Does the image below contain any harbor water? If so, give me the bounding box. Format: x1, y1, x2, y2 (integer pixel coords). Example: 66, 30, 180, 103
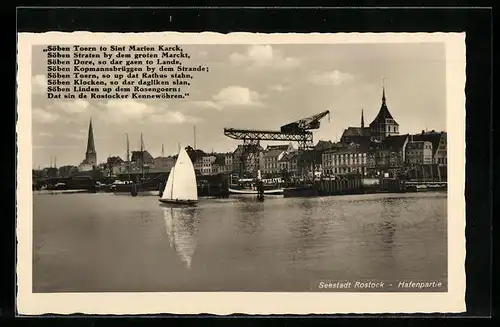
33, 192, 447, 292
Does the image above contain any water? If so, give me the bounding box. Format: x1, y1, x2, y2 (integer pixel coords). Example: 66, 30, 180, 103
32, 192, 447, 292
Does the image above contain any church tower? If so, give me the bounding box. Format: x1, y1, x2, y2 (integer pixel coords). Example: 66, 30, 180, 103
85, 118, 97, 166
369, 85, 399, 140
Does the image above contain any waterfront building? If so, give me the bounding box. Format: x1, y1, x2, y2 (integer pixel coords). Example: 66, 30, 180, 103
262, 147, 287, 176
78, 118, 97, 171
201, 154, 217, 175
405, 140, 433, 165
58, 165, 78, 177
130, 150, 154, 165
322, 144, 368, 176
412, 130, 447, 166
233, 144, 264, 177
153, 156, 176, 172
222, 152, 234, 173
278, 151, 300, 176
367, 134, 409, 177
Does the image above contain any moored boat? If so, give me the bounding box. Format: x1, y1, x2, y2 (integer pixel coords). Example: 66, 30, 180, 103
228, 173, 283, 196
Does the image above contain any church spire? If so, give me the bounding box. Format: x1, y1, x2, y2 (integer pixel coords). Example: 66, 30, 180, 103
361, 107, 365, 129
86, 118, 96, 154
382, 78, 387, 105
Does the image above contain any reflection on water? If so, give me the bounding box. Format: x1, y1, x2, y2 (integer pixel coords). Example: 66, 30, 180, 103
162, 206, 198, 268
33, 192, 447, 292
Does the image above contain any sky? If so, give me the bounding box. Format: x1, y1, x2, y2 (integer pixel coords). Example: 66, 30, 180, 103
31, 42, 447, 168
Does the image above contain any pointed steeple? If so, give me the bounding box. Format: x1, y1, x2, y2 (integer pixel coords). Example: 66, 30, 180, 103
84, 118, 97, 166
382, 86, 386, 105
361, 108, 365, 129
86, 118, 96, 154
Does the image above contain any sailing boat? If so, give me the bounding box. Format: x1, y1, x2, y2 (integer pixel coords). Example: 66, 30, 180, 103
159, 146, 198, 205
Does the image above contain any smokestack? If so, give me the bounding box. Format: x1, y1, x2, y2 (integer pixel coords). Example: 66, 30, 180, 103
54, 156, 57, 168
161, 144, 164, 157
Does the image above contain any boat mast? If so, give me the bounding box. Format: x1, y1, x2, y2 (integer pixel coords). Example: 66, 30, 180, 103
126, 133, 131, 181
140, 133, 145, 179
193, 125, 196, 150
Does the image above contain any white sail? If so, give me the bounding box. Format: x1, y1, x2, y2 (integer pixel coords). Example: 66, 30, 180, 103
163, 207, 197, 268
160, 146, 198, 202
162, 166, 175, 200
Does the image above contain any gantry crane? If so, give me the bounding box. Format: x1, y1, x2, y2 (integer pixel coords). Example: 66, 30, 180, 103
224, 110, 330, 178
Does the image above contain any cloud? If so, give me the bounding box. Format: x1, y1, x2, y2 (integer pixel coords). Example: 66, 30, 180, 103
100, 99, 161, 124
38, 131, 53, 138
230, 45, 300, 70
150, 111, 202, 124
269, 84, 291, 92
31, 75, 47, 94
308, 70, 354, 86
32, 107, 60, 124
98, 99, 201, 125
192, 86, 264, 110
56, 99, 90, 114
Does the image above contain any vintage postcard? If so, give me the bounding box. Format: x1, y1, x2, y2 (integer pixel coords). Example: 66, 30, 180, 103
17, 32, 466, 315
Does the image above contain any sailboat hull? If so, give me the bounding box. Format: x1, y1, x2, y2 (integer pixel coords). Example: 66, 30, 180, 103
159, 198, 197, 206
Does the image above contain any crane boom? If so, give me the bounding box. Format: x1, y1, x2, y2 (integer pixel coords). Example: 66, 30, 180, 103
280, 110, 330, 133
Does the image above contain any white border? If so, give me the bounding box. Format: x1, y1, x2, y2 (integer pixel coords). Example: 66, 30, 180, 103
17, 32, 466, 315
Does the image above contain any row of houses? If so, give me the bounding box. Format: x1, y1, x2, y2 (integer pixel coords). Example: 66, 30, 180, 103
321, 130, 447, 176
37, 129, 446, 181
92, 129, 446, 179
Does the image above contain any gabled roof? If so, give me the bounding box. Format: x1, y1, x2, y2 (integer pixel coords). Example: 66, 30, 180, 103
264, 149, 285, 158
411, 131, 445, 156
341, 127, 371, 138
279, 152, 299, 162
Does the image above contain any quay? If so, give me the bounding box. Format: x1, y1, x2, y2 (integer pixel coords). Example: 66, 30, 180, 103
283, 176, 447, 198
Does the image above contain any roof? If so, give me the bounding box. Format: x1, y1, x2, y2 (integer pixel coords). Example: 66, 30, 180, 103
341, 127, 371, 138
106, 156, 123, 164
130, 150, 154, 162
279, 152, 299, 162
411, 131, 445, 156
263, 149, 285, 158
324, 144, 367, 154
314, 140, 340, 151
266, 144, 290, 151
369, 89, 398, 127
233, 144, 264, 155
380, 134, 409, 151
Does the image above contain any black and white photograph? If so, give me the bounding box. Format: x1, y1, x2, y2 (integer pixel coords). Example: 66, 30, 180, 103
17, 32, 466, 314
